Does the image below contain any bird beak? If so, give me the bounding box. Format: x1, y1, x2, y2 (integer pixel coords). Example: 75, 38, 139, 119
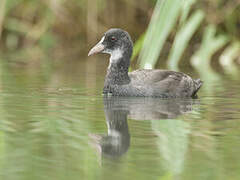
88, 40, 105, 56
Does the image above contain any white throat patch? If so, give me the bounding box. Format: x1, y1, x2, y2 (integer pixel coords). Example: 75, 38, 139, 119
110, 49, 123, 62
107, 49, 123, 69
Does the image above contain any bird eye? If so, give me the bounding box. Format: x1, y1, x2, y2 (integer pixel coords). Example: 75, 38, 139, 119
111, 36, 117, 41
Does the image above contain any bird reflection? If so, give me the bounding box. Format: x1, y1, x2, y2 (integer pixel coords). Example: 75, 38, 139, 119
90, 96, 199, 159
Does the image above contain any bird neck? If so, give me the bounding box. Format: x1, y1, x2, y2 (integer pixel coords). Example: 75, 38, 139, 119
105, 56, 130, 85
104, 45, 132, 86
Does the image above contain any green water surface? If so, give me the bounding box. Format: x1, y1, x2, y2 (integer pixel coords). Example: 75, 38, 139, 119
0, 59, 239, 180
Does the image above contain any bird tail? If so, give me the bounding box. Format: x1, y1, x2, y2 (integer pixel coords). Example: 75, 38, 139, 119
192, 79, 203, 97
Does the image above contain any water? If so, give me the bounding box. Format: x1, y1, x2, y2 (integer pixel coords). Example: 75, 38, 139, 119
0, 59, 240, 180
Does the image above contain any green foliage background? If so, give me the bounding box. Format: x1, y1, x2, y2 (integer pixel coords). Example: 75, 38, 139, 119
0, 0, 239, 73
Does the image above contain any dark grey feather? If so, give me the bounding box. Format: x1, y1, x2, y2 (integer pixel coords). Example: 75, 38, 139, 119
90, 28, 203, 97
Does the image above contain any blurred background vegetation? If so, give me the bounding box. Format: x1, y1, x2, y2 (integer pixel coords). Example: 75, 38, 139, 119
0, 2, 240, 179
0, 0, 239, 75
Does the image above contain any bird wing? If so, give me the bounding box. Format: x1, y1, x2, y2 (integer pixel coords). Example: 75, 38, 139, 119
129, 69, 187, 85
128, 69, 194, 97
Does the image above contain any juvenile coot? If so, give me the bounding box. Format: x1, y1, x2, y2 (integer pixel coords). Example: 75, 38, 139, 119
88, 28, 202, 97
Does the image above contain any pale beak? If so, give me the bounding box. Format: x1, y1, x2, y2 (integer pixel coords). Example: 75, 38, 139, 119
88, 42, 105, 56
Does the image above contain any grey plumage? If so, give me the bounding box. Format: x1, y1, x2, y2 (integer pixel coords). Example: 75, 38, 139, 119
89, 28, 203, 98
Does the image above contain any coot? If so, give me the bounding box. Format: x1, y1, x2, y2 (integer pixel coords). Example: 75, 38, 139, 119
88, 28, 202, 97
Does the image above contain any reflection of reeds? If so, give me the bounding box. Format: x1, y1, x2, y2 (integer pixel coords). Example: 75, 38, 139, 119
152, 119, 190, 175
0, 66, 102, 179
